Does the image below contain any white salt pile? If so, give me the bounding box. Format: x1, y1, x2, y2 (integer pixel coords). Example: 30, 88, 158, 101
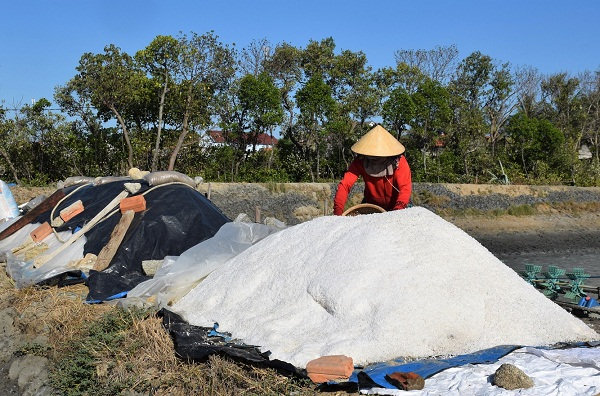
172, 207, 598, 368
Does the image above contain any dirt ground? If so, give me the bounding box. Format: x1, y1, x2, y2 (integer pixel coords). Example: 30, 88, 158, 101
9, 186, 57, 207
449, 210, 600, 235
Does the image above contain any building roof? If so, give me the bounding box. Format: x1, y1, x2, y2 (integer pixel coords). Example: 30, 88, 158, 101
206, 130, 278, 146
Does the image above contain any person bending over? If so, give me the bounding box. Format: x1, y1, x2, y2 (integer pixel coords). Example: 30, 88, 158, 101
333, 125, 412, 215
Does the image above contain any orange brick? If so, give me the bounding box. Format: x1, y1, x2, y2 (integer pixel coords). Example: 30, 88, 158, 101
306, 355, 353, 383
120, 195, 146, 213
30, 222, 53, 242
60, 200, 84, 222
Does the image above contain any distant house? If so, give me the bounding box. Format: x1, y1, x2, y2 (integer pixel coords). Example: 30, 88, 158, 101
203, 130, 278, 152
253, 133, 278, 151
203, 130, 226, 147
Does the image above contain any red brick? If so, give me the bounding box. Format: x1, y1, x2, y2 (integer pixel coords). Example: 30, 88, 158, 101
59, 200, 84, 222
306, 355, 353, 383
30, 222, 53, 242
119, 195, 146, 213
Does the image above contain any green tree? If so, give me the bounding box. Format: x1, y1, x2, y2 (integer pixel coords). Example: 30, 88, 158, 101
135, 35, 181, 171
506, 112, 565, 181
216, 72, 283, 180
73, 44, 146, 170
580, 70, 600, 167
330, 48, 379, 169
411, 79, 452, 177
484, 63, 516, 156
447, 51, 497, 181
0, 105, 21, 184
540, 73, 584, 182
295, 73, 336, 181
381, 86, 415, 138
5, 99, 76, 184
301, 38, 336, 80
237, 72, 283, 153
55, 79, 124, 177
264, 42, 303, 139
377, 62, 427, 137
167, 31, 236, 171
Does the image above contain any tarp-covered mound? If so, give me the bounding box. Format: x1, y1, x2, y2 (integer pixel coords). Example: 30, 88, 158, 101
172, 207, 599, 368
1, 179, 230, 301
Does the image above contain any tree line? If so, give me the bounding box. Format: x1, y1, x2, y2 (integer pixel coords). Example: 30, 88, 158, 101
1, 31, 599, 187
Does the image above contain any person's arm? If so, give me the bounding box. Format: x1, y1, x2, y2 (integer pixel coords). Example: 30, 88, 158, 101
333, 160, 360, 215
392, 156, 412, 210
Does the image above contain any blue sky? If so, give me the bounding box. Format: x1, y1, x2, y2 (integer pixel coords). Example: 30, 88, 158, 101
1, 0, 599, 108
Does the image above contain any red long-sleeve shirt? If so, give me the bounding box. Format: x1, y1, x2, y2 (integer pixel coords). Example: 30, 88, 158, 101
333, 156, 412, 215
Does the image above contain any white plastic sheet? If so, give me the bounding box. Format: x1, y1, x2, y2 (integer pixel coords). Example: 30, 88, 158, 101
363, 347, 600, 396
123, 214, 283, 309
2, 222, 86, 288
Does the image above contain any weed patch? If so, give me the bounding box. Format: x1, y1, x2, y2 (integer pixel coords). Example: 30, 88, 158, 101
507, 204, 536, 216
411, 190, 450, 208
49, 307, 149, 396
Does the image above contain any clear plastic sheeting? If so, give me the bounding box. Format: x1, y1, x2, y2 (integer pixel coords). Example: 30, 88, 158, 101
2, 221, 86, 288
122, 214, 283, 309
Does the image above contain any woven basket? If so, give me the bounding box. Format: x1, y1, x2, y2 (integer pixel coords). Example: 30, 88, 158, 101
341, 203, 386, 216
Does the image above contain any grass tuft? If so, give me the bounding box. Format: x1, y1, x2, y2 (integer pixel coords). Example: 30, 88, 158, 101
507, 204, 536, 216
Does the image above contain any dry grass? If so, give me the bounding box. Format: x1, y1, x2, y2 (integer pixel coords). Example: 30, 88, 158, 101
0, 265, 322, 395
13, 283, 110, 342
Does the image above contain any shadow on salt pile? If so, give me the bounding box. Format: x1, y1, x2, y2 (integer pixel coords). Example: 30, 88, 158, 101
0, 172, 230, 301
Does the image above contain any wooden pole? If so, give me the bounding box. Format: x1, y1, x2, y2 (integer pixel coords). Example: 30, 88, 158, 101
92, 210, 135, 272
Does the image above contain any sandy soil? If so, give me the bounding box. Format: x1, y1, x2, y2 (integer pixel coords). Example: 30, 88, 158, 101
449, 212, 600, 256
451, 211, 600, 235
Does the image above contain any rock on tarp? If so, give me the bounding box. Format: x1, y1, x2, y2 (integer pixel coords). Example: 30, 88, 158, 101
172, 207, 599, 368
2, 179, 230, 301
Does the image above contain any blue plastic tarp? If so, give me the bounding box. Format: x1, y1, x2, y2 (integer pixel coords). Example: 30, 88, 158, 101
350, 345, 521, 389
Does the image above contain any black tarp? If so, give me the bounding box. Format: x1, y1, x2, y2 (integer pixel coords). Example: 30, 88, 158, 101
159, 308, 302, 378
30, 179, 230, 301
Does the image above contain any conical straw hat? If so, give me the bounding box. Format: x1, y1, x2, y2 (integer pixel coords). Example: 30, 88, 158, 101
351, 125, 406, 156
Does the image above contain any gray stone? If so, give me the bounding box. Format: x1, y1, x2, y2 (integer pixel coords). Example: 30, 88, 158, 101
493, 363, 535, 390
0, 308, 20, 363
8, 355, 49, 396
142, 259, 163, 276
